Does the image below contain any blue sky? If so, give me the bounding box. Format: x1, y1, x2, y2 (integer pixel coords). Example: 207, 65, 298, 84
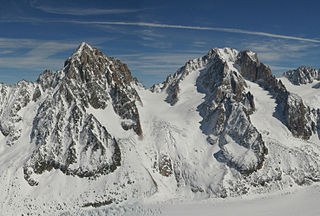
0, 0, 319, 87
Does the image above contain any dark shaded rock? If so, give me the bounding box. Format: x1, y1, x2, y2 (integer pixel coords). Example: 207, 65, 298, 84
237, 50, 318, 140
284, 94, 315, 140
313, 82, 320, 89
63, 42, 142, 135
82, 199, 114, 208
32, 86, 41, 102
159, 154, 173, 177
25, 110, 122, 184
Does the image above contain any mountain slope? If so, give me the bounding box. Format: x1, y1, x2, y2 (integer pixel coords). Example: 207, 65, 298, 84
0, 43, 320, 215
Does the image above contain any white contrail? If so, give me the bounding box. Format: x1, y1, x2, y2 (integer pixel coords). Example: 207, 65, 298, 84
72, 20, 320, 43
34, 7, 145, 16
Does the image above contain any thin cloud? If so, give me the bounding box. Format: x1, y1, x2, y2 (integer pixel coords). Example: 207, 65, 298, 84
269, 65, 294, 71
0, 38, 78, 70
192, 41, 208, 48
0, 37, 113, 70
2, 17, 319, 44
34, 5, 145, 16
71, 21, 320, 43
243, 39, 319, 62
118, 51, 204, 77
240, 39, 320, 77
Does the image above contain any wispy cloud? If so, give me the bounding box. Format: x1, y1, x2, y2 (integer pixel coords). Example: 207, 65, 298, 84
0, 50, 14, 55
243, 39, 319, 62
2, 17, 319, 44
33, 5, 145, 16
117, 51, 204, 76
241, 39, 320, 76
269, 65, 294, 71
192, 41, 208, 48
71, 21, 320, 43
0, 38, 78, 70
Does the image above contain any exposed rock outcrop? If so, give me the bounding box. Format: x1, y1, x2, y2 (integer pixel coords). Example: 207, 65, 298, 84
237, 51, 319, 140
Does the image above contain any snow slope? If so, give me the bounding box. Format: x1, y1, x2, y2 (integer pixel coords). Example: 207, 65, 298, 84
61, 183, 320, 216
279, 77, 320, 109
158, 184, 320, 216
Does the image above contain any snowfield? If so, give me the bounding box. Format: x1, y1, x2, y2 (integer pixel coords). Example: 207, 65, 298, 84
159, 184, 320, 216
62, 184, 320, 216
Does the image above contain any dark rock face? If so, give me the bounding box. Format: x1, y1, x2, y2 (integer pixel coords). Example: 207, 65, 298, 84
284, 94, 315, 139
237, 51, 287, 99
198, 49, 267, 174
237, 50, 272, 82
159, 154, 173, 177
283, 66, 320, 85
237, 51, 319, 140
313, 82, 320, 89
63, 43, 142, 135
160, 48, 268, 174
24, 111, 121, 185
22, 43, 141, 185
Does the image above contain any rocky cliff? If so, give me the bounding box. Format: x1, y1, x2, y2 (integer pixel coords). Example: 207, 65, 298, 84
236, 52, 319, 140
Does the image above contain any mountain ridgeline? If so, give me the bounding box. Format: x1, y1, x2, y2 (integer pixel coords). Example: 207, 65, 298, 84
1, 42, 320, 214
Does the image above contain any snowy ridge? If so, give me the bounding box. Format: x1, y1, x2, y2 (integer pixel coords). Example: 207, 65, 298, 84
283, 66, 320, 85
0, 43, 320, 215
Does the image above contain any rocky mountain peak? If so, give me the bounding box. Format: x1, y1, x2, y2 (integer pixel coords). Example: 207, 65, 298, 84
283, 66, 320, 85
64, 42, 135, 87
154, 47, 267, 174
76, 42, 93, 54
209, 47, 239, 63
63, 42, 108, 83
21, 42, 143, 185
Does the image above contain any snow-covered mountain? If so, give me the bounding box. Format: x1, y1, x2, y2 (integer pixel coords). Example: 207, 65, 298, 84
283, 66, 320, 85
1, 43, 320, 215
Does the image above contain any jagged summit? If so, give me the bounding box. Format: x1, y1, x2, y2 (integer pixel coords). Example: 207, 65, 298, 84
283, 66, 320, 85
63, 42, 134, 85
0, 42, 144, 186
152, 47, 271, 102
75, 42, 93, 54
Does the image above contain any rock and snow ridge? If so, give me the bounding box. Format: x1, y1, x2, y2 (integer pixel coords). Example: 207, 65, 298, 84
283, 66, 320, 85
0, 42, 320, 215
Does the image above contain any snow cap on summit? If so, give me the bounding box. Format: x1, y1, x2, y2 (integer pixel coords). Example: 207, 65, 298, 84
73, 42, 94, 56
